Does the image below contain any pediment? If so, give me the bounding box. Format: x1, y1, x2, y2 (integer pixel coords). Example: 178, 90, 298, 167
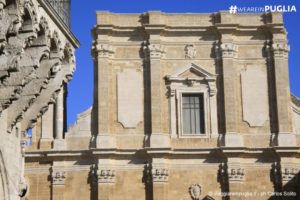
166, 63, 217, 81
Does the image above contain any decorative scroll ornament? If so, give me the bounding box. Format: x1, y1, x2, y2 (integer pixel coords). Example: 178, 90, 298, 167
189, 184, 201, 200
185, 44, 196, 59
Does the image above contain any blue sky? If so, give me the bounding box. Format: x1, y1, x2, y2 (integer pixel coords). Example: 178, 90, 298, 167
67, 0, 300, 125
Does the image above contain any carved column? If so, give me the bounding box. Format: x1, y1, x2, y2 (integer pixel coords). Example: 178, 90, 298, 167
92, 41, 115, 149
54, 88, 65, 149
144, 12, 170, 148
40, 103, 54, 149
51, 167, 66, 200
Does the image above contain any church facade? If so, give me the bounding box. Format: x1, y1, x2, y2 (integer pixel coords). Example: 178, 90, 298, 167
22, 11, 300, 200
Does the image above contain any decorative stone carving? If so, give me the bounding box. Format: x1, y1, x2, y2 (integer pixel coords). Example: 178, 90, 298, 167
18, 177, 28, 197
220, 43, 238, 58
272, 42, 289, 58
185, 44, 196, 59
151, 168, 169, 182
52, 171, 66, 185
241, 66, 269, 127
281, 167, 298, 182
97, 169, 116, 183
189, 184, 201, 200
143, 42, 165, 59
92, 42, 114, 58
0, 0, 5, 20
228, 167, 245, 182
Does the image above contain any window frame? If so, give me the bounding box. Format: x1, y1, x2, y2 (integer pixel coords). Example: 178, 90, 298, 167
176, 88, 210, 138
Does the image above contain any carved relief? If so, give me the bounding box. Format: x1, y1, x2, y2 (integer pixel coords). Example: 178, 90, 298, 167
189, 184, 201, 200
151, 168, 169, 182
185, 44, 196, 59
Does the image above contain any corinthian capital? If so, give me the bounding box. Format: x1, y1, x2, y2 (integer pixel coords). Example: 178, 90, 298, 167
143, 42, 165, 59
92, 42, 114, 59
220, 43, 238, 58
272, 42, 290, 58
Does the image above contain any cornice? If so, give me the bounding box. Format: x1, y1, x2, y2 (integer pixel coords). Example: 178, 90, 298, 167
38, 0, 80, 48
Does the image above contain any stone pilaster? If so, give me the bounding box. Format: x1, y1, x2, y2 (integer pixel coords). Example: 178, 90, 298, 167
92, 41, 116, 149
53, 88, 65, 149
150, 158, 169, 200
95, 159, 116, 200
144, 12, 170, 148
271, 40, 293, 138
51, 167, 66, 200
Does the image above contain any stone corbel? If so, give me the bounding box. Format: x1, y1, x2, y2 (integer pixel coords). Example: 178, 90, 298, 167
220, 43, 238, 58
207, 81, 217, 97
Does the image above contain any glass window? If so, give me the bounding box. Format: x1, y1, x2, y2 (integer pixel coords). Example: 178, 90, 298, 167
182, 93, 205, 134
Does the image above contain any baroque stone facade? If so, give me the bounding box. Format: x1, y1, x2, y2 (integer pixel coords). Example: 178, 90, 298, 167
0, 0, 78, 199
6, 11, 300, 200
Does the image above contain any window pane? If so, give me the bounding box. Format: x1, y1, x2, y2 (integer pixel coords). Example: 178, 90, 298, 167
182, 94, 205, 134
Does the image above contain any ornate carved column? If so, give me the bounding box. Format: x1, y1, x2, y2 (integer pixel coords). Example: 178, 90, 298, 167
92, 41, 115, 149
53, 87, 65, 149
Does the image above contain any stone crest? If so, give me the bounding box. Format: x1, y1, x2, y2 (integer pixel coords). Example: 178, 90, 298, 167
185, 44, 196, 59
189, 184, 201, 200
